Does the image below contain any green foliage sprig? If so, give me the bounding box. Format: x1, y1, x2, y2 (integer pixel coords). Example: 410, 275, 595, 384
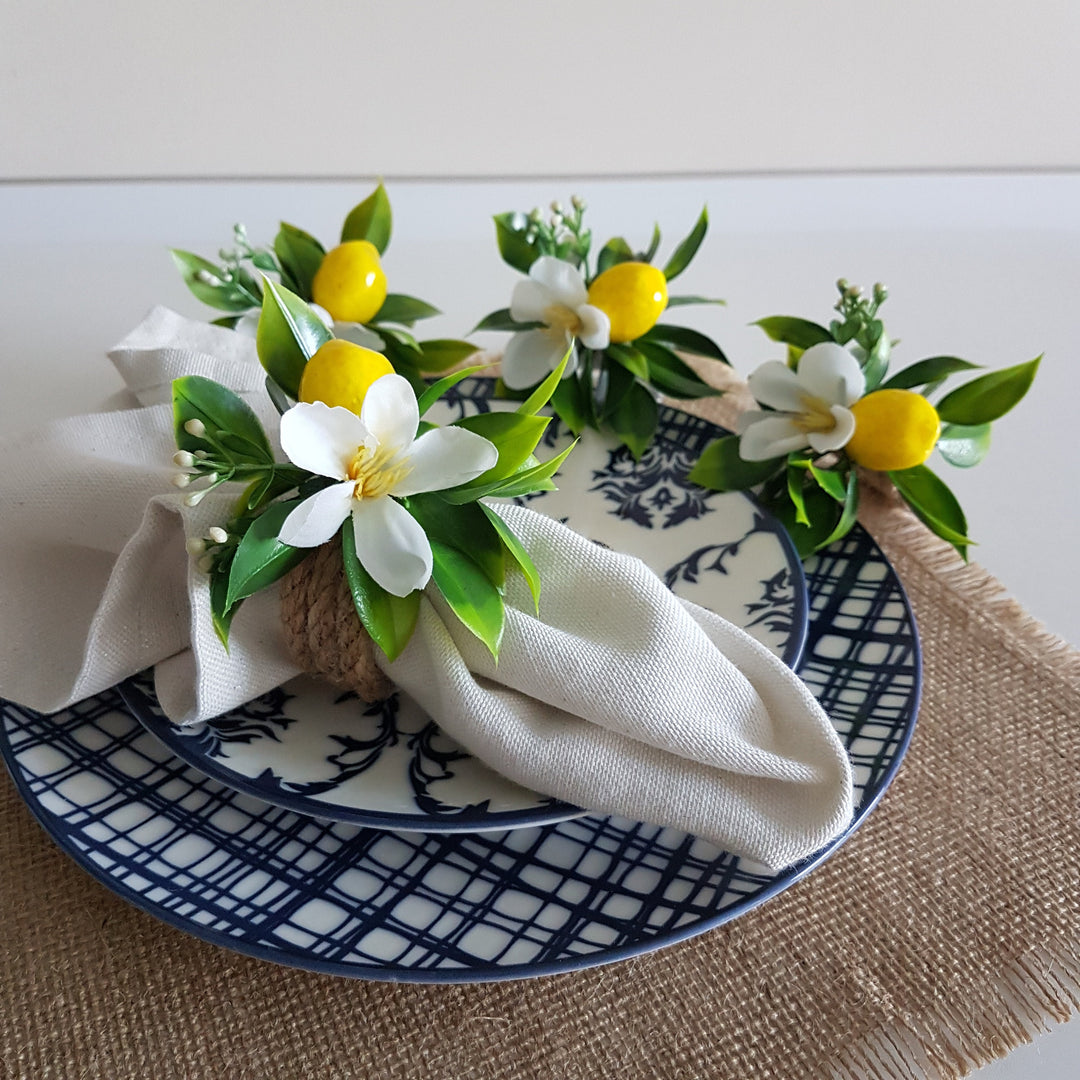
171, 183, 477, 392
476, 197, 728, 458
689, 279, 1041, 559
172, 285, 574, 663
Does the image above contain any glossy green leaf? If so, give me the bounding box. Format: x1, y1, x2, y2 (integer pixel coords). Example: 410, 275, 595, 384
373, 293, 441, 326
416, 363, 492, 417
808, 463, 848, 501
607, 343, 650, 381
607, 379, 659, 459
753, 316, 833, 350
209, 569, 239, 648
662, 205, 708, 282
642, 223, 661, 263
597, 236, 634, 274
481, 504, 540, 614
666, 295, 726, 308
472, 440, 575, 499
768, 484, 844, 559
273, 222, 325, 301
517, 349, 570, 416
889, 463, 973, 557
860, 333, 891, 392
787, 464, 810, 526
937, 422, 992, 468
170, 249, 256, 313
226, 500, 311, 609
429, 540, 505, 657
405, 495, 505, 590
256, 279, 332, 398
340, 182, 392, 253
635, 341, 721, 399
935, 356, 1041, 426
451, 412, 550, 485
819, 471, 860, 549
416, 339, 480, 372
641, 324, 729, 364
173, 375, 274, 462
881, 355, 979, 392
472, 308, 541, 333
341, 521, 420, 662
550, 372, 591, 434
688, 435, 784, 492
264, 375, 292, 416
493, 212, 539, 273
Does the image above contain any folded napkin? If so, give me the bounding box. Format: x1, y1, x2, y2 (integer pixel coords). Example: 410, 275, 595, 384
0, 307, 853, 868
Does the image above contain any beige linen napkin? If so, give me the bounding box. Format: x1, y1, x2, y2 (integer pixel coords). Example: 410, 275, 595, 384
0, 307, 853, 866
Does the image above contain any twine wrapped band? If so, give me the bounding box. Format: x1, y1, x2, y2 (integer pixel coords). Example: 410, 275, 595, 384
278, 538, 395, 702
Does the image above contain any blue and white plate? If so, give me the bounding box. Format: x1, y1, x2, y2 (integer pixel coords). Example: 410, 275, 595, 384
120, 382, 808, 832
1, 524, 919, 982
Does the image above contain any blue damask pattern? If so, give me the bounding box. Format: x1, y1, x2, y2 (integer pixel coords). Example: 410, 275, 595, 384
1, 523, 919, 982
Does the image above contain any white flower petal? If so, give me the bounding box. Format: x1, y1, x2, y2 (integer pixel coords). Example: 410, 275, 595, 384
528, 256, 588, 309
351, 496, 432, 597
736, 409, 771, 435
332, 320, 385, 351
747, 361, 806, 412
807, 405, 856, 453
738, 415, 808, 461
510, 279, 552, 323
501, 328, 566, 390
577, 304, 611, 350
798, 342, 866, 407
359, 373, 419, 455
393, 426, 498, 496
278, 481, 355, 547
279, 402, 366, 480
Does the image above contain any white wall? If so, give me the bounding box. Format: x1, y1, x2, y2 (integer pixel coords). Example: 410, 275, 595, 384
3, 0, 1080, 179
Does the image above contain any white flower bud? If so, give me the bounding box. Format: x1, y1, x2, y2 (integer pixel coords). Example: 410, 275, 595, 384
571, 194, 585, 210
194, 270, 221, 287
550, 200, 563, 215
172, 450, 195, 468
185, 537, 207, 557
183, 418, 206, 438
207, 526, 229, 545
194, 450, 209, 460
183, 490, 206, 507
171, 473, 191, 488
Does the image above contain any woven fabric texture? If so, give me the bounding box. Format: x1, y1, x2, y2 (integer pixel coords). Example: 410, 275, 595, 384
2, 375, 1078, 1080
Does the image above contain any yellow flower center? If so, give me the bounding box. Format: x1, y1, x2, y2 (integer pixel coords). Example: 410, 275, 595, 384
543, 303, 584, 337
347, 441, 412, 499
793, 393, 838, 435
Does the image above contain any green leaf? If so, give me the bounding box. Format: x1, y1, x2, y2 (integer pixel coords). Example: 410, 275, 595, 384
642, 223, 661, 263
429, 540, 505, 657
517, 348, 571, 416
550, 373, 591, 434
597, 237, 634, 274
472, 308, 542, 333
417, 339, 480, 372
640, 324, 728, 364
406, 494, 505, 591
808, 463, 848, 501
209, 569, 239, 648
753, 316, 833, 350
173, 375, 274, 462
937, 422, 992, 468
256, 279, 332, 398
481, 504, 541, 614
860, 333, 891, 392
787, 464, 810, 526
662, 206, 708, 282
451, 412, 550, 485
341, 521, 420, 663
688, 436, 784, 492
935, 356, 1041, 426
767, 484, 844, 560
341, 182, 392, 253
666, 295, 726, 308
607, 343, 650, 381
635, 341, 721, 399
273, 222, 325, 301
170, 249, 257, 313
889, 463, 974, 557
819, 470, 860, 549
225, 500, 311, 609
470, 440, 576, 500
264, 375, 292, 416
372, 293, 441, 326
607, 379, 659, 459
416, 363, 491, 417
493, 212, 539, 273
881, 355, 980, 392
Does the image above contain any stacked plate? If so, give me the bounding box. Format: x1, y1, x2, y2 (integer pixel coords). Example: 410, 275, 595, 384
0, 380, 920, 982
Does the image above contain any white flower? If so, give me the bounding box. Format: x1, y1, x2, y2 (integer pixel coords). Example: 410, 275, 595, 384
277, 374, 498, 596
738, 342, 866, 461
502, 256, 610, 390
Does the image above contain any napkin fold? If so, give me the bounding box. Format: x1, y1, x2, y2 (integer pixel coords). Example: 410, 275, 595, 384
0, 308, 853, 868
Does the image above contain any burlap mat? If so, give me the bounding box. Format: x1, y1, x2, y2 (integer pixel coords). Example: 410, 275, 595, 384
3, 375, 1078, 1080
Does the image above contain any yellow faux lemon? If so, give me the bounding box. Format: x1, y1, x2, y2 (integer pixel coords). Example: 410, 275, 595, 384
845, 389, 941, 471
311, 241, 388, 324
586, 261, 668, 343
298, 339, 394, 415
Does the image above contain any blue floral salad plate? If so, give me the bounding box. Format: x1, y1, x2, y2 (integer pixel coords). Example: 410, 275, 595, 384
117, 380, 810, 833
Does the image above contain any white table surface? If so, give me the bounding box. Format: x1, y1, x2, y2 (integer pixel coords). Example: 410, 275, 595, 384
1, 173, 1076, 1078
